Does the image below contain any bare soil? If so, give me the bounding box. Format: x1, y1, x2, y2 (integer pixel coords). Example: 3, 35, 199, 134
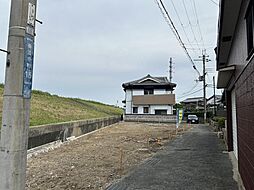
26, 122, 186, 190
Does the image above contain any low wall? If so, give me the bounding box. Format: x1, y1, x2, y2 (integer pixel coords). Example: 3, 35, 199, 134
124, 114, 176, 123
19, 116, 121, 149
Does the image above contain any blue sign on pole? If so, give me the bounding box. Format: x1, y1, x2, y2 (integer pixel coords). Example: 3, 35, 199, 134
23, 34, 34, 99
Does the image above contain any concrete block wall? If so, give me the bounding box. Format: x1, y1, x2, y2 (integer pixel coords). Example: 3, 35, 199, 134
124, 114, 176, 123
27, 116, 122, 149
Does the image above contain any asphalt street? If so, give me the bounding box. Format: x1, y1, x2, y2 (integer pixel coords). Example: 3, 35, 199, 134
107, 125, 238, 190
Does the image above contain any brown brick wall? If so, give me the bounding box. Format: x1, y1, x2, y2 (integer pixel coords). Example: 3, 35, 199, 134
235, 61, 254, 190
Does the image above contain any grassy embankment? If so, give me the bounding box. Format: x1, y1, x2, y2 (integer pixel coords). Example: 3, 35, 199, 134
0, 84, 122, 126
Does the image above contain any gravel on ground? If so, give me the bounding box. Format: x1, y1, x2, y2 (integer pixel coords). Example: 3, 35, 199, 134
26, 122, 187, 190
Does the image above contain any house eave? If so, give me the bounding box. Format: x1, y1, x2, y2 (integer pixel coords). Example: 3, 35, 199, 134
216, 0, 242, 70
217, 65, 236, 89
122, 84, 176, 90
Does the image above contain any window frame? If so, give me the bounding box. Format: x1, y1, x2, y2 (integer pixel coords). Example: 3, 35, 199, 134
155, 110, 167, 115
144, 89, 154, 95
245, 1, 254, 59
143, 107, 149, 114
133, 107, 138, 114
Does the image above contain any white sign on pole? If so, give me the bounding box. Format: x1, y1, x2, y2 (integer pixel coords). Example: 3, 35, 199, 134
27, 3, 36, 26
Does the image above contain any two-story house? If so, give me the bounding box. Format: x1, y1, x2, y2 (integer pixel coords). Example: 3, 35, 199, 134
216, 0, 254, 189
122, 74, 176, 122
181, 97, 205, 112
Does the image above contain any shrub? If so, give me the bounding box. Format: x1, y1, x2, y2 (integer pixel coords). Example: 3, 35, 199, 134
213, 116, 226, 128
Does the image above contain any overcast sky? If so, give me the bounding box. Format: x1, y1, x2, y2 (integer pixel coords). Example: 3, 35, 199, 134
0, 0, 220, 105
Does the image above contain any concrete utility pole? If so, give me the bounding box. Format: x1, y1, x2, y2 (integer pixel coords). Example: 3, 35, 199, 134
202, 53, 207, 122
0, 0, 37, 189
213, 76, 216, 116
169, 57, 173, 83
195, 50, 210, 123
201, 51, 210, 123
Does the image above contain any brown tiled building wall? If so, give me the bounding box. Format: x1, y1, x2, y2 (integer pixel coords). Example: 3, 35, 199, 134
133, 94, 175, 105
235, 61, 254, 190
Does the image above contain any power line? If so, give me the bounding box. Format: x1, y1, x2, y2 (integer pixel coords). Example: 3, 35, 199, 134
180, 81, 199, 95
155, 0, 183, 45
182, 0, 201, 52
209, 0, 219, 6
170, 0, 199, 55
191, 0, 205, 48
155, 0, 201, 76
178, 88, 203, 99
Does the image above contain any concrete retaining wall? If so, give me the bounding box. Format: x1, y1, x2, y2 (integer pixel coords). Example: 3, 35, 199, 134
124, 114, 176, 123
23, 116, 121, 149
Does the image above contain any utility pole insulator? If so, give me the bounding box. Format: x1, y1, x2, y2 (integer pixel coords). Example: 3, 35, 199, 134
199, 76, 204, 81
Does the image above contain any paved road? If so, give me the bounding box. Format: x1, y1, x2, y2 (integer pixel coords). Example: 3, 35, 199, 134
107, 125, 238, 190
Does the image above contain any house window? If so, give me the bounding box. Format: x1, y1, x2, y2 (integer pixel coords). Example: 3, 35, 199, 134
246, 1, 254, 57
144, 89, 154, 95
143, 107, 149, 114
155, 110, 167, 115
133, 107, 138, 114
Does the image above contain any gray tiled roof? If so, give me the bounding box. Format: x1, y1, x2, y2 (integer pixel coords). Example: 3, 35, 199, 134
122, 74, 176, 87
181, 97, 205, 103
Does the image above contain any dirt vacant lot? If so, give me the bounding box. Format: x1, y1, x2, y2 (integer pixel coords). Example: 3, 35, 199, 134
26, 122, 188, 190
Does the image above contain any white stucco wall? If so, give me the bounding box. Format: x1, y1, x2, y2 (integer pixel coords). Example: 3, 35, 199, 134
226, 0, 249, 82
138, 106, 143, 114
150, 105, 173, 114
125, 90, 132, 114
132, 89, 170, 96
133, 89, 143, 95
154, 89, 166, 95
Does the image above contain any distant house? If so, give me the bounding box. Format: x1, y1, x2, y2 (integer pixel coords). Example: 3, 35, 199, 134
216, 0, 254, 189
181, 97, 205, 112
207, 95, 224, 113
207, 95, 222, 106
122, 74, 176, 122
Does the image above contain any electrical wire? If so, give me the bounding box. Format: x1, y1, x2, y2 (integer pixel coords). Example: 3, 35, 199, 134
178, 88, 203, 99
170, 0, 199, 55
182, 0, 201, 52
155, 0, 201, 77
191, 0, 205, 48
209, 0, 219, 6
180, 81, 199, 95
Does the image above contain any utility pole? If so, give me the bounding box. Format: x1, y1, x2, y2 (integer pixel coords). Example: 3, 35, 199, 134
202, 53, 207, 123
194, 50, 210, 123
0, 0, 37, 190
169, 57, 173, 83
213, 76, 216, 116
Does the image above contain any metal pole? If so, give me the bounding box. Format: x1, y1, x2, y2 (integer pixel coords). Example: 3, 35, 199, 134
213, 76, 216, 116
0, 0, 37, 189
203, 53, 207, 123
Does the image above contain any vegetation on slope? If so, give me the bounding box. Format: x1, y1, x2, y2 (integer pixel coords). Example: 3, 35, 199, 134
0, 84, 122, 126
